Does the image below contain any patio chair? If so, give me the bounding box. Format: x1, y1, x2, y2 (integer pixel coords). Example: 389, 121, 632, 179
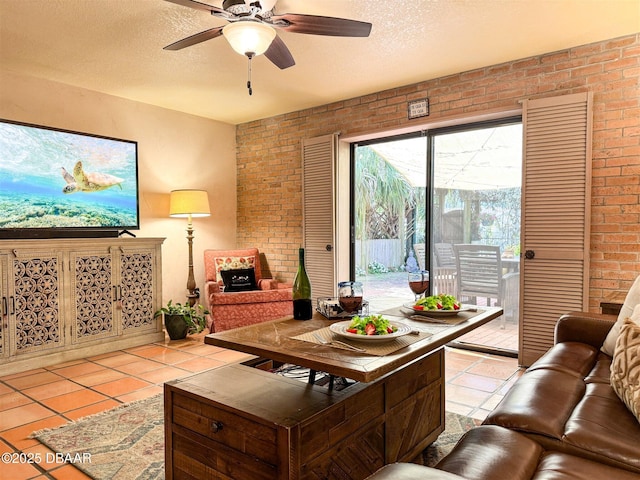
435, 243, 456, 268
453, 244, 519, 326
433, 242, 458, 296
413, 243, 427, 271
413, 242, 458, 296
203, 248, 292, 332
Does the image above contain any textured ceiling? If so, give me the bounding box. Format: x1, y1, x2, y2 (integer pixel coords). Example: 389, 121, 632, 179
1, 0, 638, 125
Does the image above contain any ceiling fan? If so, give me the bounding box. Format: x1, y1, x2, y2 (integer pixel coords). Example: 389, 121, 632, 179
164, 0, 372, 93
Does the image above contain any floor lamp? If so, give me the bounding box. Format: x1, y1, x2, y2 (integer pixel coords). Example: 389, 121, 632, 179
169, 189, 211, 306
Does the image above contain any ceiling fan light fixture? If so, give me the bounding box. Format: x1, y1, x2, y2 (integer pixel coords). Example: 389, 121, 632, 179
223, 21, 276, 57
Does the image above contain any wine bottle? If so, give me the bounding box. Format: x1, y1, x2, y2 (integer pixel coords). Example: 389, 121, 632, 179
292, 247, 313, 320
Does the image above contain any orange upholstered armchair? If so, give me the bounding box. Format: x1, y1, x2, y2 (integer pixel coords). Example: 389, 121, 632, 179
203, 248, 293, 332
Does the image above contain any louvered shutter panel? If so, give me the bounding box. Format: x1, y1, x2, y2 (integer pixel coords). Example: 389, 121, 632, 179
302, 134, 337, 301
519, 92, 593, 366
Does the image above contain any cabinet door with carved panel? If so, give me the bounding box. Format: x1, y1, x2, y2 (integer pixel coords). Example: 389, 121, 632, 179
118, 248, 158, 334
70, 249, 118, 344
9, 251, 65, 356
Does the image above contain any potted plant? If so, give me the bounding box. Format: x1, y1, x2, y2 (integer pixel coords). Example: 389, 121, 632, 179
154, 300, 209, 340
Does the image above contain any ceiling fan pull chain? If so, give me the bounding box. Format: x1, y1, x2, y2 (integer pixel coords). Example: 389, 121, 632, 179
246, 54, 253, 95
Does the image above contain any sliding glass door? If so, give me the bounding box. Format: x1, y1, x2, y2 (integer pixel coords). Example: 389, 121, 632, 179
431, 122, 522, 354
353, 119, 522, 355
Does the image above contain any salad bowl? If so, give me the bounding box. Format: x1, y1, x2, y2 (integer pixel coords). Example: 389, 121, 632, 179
402, 303, 473, 317
329, 320, 413, 342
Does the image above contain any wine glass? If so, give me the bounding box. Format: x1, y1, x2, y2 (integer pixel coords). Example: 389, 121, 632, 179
408, 270, 429, 301
338, 281, 363, 314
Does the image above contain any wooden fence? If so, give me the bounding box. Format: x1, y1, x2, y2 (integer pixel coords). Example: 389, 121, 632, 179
355, 239, 404, 270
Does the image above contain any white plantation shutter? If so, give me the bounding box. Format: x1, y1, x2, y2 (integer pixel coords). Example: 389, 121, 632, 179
302, 134, 337, 301
519, 92, 593, 366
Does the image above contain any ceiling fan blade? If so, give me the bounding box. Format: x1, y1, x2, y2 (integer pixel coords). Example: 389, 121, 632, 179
164, 0, 226, 15
163, 26, 224, 50
264, 34, 295, 69
271, 13, 372, 37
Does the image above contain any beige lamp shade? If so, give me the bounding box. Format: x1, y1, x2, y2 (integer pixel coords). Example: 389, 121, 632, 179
169, 190, 211, 218
223, 20, 276, 56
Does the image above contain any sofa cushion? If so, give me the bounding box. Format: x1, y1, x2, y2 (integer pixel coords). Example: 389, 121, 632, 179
436, 426, 543, 480
526, 341, 598, 378
611, 318, 640, 422
526, 340, 611, 384
562, 382, 640, 471
436, 425, 640, 480
484, 369, 585, 439
602, 275, 640, 355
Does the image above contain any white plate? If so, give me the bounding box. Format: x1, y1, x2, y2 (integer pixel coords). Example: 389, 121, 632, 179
402, 303, 470, 316
329, 320, 412, 342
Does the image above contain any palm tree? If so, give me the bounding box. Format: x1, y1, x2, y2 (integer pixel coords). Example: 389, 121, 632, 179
355, 147, 418, 272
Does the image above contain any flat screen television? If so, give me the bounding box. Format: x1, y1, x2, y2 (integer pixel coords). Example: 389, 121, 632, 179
0, 119, 139, 239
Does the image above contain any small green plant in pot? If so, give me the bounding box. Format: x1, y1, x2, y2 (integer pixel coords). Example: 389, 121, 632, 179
154, 300, 209, 340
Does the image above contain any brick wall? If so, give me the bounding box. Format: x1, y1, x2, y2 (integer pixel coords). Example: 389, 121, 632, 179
236, 33, 639, 311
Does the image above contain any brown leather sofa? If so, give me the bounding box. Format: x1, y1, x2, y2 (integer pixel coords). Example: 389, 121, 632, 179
366, 312, 640, 480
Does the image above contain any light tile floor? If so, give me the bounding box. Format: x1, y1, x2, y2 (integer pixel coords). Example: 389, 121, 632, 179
0, 333, 523, 480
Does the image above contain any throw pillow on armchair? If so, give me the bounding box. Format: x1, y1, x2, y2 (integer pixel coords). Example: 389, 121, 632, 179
220, 268, 257, 292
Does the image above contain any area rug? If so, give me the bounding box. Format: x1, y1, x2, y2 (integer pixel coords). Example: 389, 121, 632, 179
422, 411, 482, 466
32, 393, 478, 479
32, 394, 165, 480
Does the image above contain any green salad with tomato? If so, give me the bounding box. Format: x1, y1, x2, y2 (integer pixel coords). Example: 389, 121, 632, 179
347, 314, 398, 336
414, 294, 461, 311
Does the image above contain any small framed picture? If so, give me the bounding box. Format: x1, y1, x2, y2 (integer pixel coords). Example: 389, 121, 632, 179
408, 98, 429, 119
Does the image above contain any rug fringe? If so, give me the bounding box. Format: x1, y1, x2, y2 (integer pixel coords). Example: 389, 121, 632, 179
29, 393, 163, 439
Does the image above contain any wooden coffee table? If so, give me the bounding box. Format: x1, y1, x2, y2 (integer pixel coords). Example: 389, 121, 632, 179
165, 307, 502, 480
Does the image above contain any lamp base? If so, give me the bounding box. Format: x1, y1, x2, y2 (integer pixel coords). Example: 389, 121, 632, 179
187, 288, 200, 307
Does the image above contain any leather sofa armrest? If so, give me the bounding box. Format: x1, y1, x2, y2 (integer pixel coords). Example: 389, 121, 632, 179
555, 311, 617, 348
365, 463, 466, 480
